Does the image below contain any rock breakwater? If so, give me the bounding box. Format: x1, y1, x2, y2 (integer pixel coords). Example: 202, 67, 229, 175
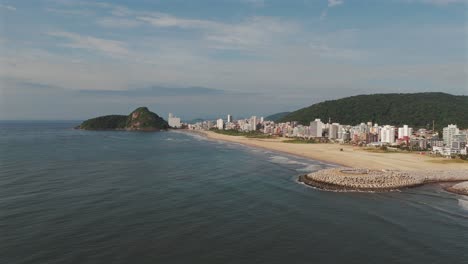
300, 168, 468, 194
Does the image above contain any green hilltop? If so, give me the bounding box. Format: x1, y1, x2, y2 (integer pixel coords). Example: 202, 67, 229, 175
78, 107, 169, 131
278, 92, 468, 129
265, 112, 290, 122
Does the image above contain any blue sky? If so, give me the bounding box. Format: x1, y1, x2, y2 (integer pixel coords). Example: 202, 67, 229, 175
0, 0, 466, 120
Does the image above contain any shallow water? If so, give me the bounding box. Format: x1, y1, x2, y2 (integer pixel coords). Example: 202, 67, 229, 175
1, 122, 467, 264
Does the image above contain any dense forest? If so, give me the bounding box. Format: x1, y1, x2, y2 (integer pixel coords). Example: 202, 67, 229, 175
265, 112, 290, 122
278, 93, 468, 129
78, 107, 169, 131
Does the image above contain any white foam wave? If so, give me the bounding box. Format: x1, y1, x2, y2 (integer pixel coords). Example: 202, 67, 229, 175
179, 132, 209, 141
269, 155, 306, 165
296, 164, 321, 172
165, 137, 190, 142
458, 198, 468, 211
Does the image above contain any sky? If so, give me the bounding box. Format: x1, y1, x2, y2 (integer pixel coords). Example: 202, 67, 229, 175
0, 0, 466, 120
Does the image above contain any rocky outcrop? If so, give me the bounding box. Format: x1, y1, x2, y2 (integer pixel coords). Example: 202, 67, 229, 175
300, 168, 468, 193
445, 182, 468, 196
77, 107, 169, 131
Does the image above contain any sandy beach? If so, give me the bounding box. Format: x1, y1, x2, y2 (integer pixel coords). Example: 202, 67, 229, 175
194, 130, 468, 171
182, 130, 468, 194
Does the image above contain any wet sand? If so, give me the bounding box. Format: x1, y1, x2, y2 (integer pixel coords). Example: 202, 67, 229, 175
184, 130, 468, 194
195, 130, 468, 171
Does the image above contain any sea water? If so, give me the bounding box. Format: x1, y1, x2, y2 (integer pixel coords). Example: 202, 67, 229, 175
1, 121, 467, 264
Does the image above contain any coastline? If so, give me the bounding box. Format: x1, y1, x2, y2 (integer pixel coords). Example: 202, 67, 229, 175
181, 129, 468, 195
184, 129, 468, 171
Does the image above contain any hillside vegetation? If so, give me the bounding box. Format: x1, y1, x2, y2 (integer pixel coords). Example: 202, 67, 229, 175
78, 107, 169, 131
278, 93, 468, 129
265, 112, 290, 122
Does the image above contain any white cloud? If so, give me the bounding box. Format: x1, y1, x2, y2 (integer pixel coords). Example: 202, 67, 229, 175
1, 0, 463, 118
97, 17, 141, 28
45, 7, 94, 16
309, 43, 364, 60
137, 14, 296, 50
328, 0, 344, 7
47, 31, 129, 56
321, 0, 344, 20
137, 13, 222, 30
0, 4, 16, 11
241, 0, 266, 7
406, 0, 466, 5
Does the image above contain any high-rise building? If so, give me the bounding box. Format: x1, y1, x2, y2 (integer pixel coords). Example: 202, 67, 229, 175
443, 124, 459, 147
398, 125, 413, 139
227, 114, 232, 123
216, 119, 224, 130
329, 123, 339, 139
260, 116, 264, 123
380, 125, 395, 144
310, 119, 323, 138
168, 113, 182, 128
250, 116, 257, 131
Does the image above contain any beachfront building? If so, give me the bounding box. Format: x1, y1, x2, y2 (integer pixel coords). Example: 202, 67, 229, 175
398, 125, 413, 139
380, 125, 396, 144
250, 116, 257, 131
443, 124, 459, 147
168, 113, 182, 128
227, 114, 233, 123
310, 119, 323, 138
328, 123, 340, 140
216, 119, 224, 130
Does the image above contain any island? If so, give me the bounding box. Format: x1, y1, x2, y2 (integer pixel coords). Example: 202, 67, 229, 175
77, 107, 169, 131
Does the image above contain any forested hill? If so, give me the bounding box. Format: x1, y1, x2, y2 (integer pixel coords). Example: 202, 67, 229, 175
278, 93, 468, 129
265, 112, 290, 122
78, 107, 169, 131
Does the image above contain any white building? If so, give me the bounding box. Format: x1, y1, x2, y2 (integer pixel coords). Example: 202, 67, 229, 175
380, 125, 396, 144
398, 125, 413, 139
443, 124, 459, 147
227, 114, 233, 123
310, 119, 323, 138
329, 123, 340, 139
168, 113, 182, 128
216, 118, 224, 130
250, 116, 257, 131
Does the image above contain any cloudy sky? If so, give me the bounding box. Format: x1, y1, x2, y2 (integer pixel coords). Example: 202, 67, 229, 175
0, 0, 466, 120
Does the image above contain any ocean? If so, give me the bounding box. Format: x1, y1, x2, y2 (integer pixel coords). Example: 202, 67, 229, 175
1, 121, 467, 264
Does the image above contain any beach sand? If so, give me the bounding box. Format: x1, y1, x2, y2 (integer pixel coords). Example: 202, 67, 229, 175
196, 130, 468, 171
183, 130, 468, 194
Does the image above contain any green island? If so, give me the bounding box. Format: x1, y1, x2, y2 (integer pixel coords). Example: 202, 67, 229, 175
77, 107, 169, 131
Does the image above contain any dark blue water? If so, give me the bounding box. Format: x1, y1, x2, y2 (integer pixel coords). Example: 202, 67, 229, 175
1, 122, 467, 264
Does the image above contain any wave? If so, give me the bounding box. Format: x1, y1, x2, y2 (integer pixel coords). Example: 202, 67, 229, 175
165, 137, 190, 142
458, 198, 468, 211
268, 155, 328, 173
268, 155, 307, 165
296, 164, 321, 173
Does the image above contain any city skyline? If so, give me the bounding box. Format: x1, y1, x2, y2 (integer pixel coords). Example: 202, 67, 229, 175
0, 0, 466, 120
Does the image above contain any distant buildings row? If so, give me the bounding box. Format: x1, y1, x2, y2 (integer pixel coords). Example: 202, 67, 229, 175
173, 113, 468, 157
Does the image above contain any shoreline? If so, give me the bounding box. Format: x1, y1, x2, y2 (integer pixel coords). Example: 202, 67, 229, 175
183, 129, 468, 170
180, 129, 468, 195
180, 129, 344, 167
